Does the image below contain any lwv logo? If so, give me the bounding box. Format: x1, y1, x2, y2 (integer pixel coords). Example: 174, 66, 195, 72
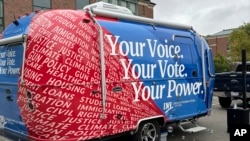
163, 102, 173, 114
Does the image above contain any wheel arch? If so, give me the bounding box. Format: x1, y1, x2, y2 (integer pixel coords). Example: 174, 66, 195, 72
132, 115, 165, 135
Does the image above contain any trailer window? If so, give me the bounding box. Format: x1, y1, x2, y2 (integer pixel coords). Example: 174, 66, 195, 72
0, 43, 23, 76
174, 36, 198, 77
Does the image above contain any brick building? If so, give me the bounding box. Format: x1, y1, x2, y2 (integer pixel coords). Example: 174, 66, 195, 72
206, 29, 233, 57
0, 0, 155, 33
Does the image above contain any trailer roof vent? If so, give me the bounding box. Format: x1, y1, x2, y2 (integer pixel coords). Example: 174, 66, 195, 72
83, 1, 133, 15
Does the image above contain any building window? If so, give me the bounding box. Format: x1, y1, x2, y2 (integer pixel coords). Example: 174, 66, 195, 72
128, 2, 136, 14
226, 40, 230, 51
97, 0, 137, 15
111, 0, 118, 5
33, 0, 51, 11
120, 1, 126, 7
0, 0, 3, 33
76, 0, 90, 9
102, 0, 109, 2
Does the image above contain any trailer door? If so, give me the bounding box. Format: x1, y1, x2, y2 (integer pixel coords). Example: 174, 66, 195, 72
171, 36, 207, 120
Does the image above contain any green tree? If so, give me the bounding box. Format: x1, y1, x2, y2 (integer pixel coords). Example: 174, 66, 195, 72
214, 54, 231, 72
228, 23, 250, 62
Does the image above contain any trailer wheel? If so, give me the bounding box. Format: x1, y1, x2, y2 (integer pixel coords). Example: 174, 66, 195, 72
218, 97, 232, 108
132, 120, 160, 141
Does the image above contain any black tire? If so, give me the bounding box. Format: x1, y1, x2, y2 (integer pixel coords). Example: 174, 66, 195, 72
218, 97, 232, 108
132, 120, 160, 141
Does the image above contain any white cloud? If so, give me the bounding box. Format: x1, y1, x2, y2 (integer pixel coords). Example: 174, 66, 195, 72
151, 0, 250, 35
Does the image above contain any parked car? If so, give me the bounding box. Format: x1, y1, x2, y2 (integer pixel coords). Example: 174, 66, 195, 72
213, 62, 250, 108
